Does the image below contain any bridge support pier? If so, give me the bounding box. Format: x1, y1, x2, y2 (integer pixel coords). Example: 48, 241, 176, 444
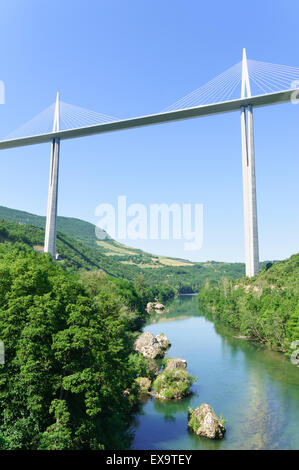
240, 48, 259, 277
44, 93, 60, 258
240, 104, 259, 277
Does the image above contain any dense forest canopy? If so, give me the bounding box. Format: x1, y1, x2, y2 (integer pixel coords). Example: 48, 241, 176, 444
0, 243, 164, 449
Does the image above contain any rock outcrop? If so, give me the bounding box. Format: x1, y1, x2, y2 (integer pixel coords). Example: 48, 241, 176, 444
164, 357, 187, 371
156, 333, 171, 351
135, 377, 151, 395
146, 302, 166, 314
188, 404, 226, 439
146, 302, 155, 313
155, 303, 165, 312
134, 331, 170, 359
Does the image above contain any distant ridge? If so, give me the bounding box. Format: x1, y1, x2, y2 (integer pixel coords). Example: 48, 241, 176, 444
0, 205, 250, 291
0, 205, 106, 248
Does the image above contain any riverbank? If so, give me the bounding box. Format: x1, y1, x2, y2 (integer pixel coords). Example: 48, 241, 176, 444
131, 295, 299, 450
198, 254, 299, 356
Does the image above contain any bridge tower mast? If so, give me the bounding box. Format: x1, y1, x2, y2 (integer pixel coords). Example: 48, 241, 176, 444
44, 92, 60, 258
240, 49, 259, 277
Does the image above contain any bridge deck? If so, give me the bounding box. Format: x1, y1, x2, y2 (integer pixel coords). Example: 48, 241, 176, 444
0, 89, 294, 150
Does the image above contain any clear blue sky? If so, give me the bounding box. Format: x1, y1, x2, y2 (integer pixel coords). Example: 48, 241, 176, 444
0, 0, 298, 262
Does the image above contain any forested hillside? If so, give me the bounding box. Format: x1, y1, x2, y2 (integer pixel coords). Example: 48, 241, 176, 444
198, 254, 299, 354
0, 211, 246, 291
0, 243, 152, 449
0, 205, 103, 247
0, 219, 141, 278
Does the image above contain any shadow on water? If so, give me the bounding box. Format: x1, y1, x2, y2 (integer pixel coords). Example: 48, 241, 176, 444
152, 394, 194, 422
131, 295, 299, 450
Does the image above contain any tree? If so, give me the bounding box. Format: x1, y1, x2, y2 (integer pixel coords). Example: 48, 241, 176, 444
0, 245, 146, 449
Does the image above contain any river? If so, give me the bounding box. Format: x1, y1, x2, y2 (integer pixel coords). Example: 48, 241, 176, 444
131, 295, 299, 450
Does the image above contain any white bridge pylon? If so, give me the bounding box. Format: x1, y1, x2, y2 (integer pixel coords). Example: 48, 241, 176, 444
44, 92, 60, 258
240, 49, 259, 277
1, 50, 299, 276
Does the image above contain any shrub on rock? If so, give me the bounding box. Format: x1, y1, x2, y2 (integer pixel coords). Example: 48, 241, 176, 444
152, 369, 196, 400
188, 404, 226, 439
135, 377, 151, 395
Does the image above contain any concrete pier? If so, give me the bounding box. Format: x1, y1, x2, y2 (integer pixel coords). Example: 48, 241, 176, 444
240, 50, 259, 277
44, 93, 60, 258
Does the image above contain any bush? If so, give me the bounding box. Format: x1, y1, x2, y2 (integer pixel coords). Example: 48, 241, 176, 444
152, 369, 197, 400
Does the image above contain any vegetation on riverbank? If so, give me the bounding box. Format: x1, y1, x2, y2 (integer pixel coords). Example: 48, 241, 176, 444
0, 243, 152, 449
198, 254, 299, 354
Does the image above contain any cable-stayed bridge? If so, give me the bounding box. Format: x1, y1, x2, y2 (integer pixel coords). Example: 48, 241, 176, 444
0, 49, 298, 276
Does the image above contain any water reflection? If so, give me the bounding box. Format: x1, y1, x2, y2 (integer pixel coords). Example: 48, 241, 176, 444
131, 295, 299, 450
153, 395, 193, 421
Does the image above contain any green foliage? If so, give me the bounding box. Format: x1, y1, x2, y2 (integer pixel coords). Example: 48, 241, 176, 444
128, 353, 151, 380
0, 434, 7, 450
0, 205, 103, 248
147, 284, 176, 303
0, 218, 143, 279
0, 244, 147, 449
187, 408, 201, 433
219, 414, 227, 426
133, 275, 176, 305
198, 254, 299, 354
38, 400, 73, 450
0, 211, 246, 292
152, 369, 197, 400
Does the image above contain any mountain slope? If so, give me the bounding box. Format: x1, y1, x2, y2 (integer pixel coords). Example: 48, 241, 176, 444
0, 205, 247, 290
0, 205, 101, 248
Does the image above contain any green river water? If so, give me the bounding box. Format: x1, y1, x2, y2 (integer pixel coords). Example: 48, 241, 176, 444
131, 295, 299, 450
